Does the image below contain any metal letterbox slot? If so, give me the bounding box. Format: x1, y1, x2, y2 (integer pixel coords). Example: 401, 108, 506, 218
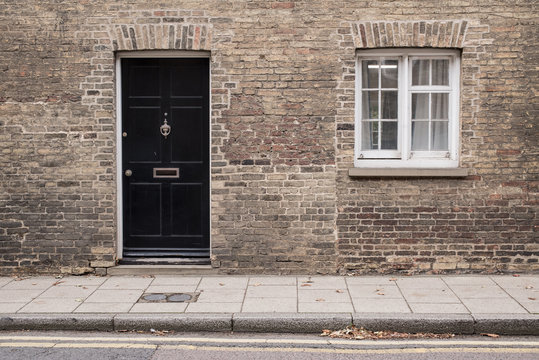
153, 168, 179, 178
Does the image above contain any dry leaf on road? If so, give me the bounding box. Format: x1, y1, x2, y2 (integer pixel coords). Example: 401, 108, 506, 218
480, 333, 500, 338
301, 284, 312, 287
316, 298, 325, 302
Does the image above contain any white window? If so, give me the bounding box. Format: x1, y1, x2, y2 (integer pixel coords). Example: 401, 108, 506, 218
355, 49, 460, 168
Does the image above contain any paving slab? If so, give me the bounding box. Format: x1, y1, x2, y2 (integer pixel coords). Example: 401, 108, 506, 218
185, 302, 242, 313
2, 277, 59, 290
298, 289, 350, 302
130, 303, 188, 313
395, 278, 448, 289
0, 278, 14, 288
18, 298, 82, 313
408, 303, 470, 314
151, 276, 201, 286
442, 276, 496, 286
0, 289, 45, 303
74, 302, 133, 313
0, 303, 25, 313
242, 297, 297, 312
298, 276, 346, 289
196, 289, 245, 303
54, 276, 107, 287
516, 301, 539, 313
246, 285, 296, 298
99, 277, 153, 290
298, 302, 354, 313
461, 298, 529, 314
490, 276, 539, 288
450, 285, 510, 299
197, 277, 248, 289
84, 289, 143, 303
353, 298, 410, 313
248, 277, 296, 286
399, 288, 460, 303
345, 277, 397, 286
38, 285, 98, 299
348, 285, 402, 298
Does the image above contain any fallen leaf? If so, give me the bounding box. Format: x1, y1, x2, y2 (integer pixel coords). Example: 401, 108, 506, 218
513, 274, 520, 277
252, 283, 261, 287
316, 298, 325, 302
480, 333, 500, 338
320, 325, 453, 340
389, 278, 397, 281
336, 290, 344, 293
75, 298, 84, 302
301, 284, 312, 287
32, 283, 37, 286
219, 283, 225, 286
82, 286, 88, 289
377, 292, 385, 296
528, 297, 536, 301
52, 281, 65, 286
525, 285, 533, 289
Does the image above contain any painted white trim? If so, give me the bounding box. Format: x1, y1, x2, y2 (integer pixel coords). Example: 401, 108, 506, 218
354, 49, 461, 168
115, 51, 212, 261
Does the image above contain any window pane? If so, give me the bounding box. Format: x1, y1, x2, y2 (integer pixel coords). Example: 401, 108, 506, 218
381, 121, 398, 149
362, 121, 379, 150
412, 59, 429, 85
431, 93, 449, 120
411, 121, 429, 150
381, 91, 398, 119
432, 121, 448, 150
411, 93, 429, 119
362, 60, 379, 88
381, 59, 398, 88
362, 91, 378, 119
432, 59, 449, 85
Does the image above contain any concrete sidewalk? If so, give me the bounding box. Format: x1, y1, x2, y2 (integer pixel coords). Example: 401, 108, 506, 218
0, 275, 537, 335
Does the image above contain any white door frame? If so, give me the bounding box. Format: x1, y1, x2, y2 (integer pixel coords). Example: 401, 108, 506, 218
115, 50, 212, 260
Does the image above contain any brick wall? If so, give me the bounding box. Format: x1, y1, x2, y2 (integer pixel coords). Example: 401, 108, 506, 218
0, 1, 536, 274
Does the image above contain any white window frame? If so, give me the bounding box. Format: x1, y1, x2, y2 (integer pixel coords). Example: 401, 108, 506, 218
354, 48, 460, 168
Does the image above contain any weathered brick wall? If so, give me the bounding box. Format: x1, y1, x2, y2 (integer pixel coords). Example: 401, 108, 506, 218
0, 1, 536, 275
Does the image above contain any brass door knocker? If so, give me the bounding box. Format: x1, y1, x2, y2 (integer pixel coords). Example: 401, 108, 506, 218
160, 112, 171, 139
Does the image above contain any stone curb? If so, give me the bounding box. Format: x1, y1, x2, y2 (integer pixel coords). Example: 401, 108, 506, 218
232, 313, 353, 333
0, 313, 538, 335
0, 314, 114, 331
352, 313, 475, 334
113, 313, 232, 332
473, 314, 539, 336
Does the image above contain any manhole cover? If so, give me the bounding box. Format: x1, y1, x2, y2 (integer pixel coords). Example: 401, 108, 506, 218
143, 294, 167, 301
168, 293, 192, 302
138, 292, 199, 303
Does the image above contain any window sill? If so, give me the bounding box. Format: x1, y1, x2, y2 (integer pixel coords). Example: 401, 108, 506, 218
348, 167, 469, 178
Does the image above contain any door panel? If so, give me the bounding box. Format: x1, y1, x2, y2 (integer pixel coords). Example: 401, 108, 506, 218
122, 58, 209, 257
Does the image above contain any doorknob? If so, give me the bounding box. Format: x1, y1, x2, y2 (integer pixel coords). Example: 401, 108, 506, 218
125, 169, 132, 177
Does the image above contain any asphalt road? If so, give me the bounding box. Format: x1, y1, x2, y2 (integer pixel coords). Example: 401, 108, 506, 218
0, 331, 538, 360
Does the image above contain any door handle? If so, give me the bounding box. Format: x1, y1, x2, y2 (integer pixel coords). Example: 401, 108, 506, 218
125, 169, 132, 177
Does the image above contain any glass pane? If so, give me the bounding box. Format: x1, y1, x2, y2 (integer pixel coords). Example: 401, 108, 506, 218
362, 60, 379, 88
362, 121, 379, 150
381, 59, 398, 88
411, 93, 429, 119
432, 59, 449, 85
412, 59, 430, 85
362, 91, 378, 119
411, 121, 429, 150
432, 121, 448, 150
381, 121, 398, 149
431, 93, 449, 119
381, 91, 398, 119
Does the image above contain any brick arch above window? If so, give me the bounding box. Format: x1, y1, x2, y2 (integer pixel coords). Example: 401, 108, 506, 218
352, 20, 468, 49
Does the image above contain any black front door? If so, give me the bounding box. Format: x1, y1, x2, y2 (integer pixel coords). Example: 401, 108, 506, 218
121, 58, 209, 258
